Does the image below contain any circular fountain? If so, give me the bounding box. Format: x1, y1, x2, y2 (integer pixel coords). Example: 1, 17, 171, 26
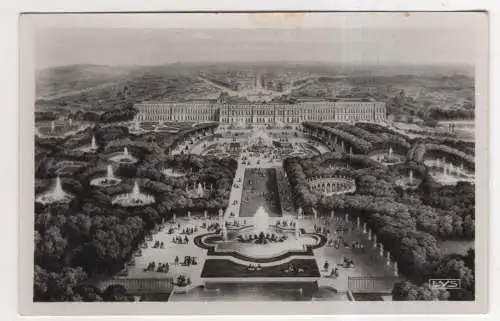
221, 221, 228, 241
90, 165, 122, 187
195, 206, 325, 261
395, 169, 421, 189
36, 176, 73, 205
424, 157, 475, 185
371, 146, 406, 165
247, 129, 274, 149
111, 181, 155, 207
79, 135, 99, 153
109, 147, 138, 165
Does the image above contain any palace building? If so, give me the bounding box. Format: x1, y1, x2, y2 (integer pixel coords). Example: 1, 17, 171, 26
134, 99, 386, 124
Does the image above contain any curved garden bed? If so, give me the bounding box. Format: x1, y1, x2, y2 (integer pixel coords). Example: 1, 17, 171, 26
194, 232, 327, 264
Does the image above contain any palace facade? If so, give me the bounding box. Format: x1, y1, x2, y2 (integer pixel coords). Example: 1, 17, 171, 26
134, 100, 386, 124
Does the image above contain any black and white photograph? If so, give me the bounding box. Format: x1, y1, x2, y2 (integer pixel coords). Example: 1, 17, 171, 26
17, 11, 489, 315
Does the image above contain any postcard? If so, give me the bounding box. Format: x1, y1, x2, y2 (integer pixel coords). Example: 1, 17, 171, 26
18, 12, 488, 315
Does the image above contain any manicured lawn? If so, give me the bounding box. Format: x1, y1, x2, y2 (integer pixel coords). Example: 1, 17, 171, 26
201, 259, 320, 278
239, 168, 282, 217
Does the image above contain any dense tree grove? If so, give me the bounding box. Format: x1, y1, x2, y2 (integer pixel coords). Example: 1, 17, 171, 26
283, 149, 475, 297
428, 107, 474, 120
35, 111, 58, 122
393, 249, 475, 301
303, 122, 373, 154
34, 122, 235, 301
355, 122, 406, 139
325, 122, 384, 144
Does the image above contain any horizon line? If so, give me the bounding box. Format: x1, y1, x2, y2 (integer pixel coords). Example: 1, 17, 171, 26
36, 61, 475, 71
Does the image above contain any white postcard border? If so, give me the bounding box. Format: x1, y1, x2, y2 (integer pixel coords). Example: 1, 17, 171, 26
17, 11, 489, 316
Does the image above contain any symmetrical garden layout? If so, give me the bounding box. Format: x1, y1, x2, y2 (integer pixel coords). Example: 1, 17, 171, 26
34, 119, 475, 302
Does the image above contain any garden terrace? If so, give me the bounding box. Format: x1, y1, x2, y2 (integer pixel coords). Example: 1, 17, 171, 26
166, 122, 219, 152
415, 138, 475, 157
304, 153, 384, 174
412, 143, 475, 169
302, 122, 372, 154
371, 134, 412, 151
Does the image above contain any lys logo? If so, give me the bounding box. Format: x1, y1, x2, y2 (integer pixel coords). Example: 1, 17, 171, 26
429, 279, 462, 290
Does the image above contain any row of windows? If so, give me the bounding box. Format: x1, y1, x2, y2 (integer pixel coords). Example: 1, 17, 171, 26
138, 112, 385, 121
223, 107, 384, 115
138, 104, 216, 108
337, 107, 385, 113
137, 115, 217, 121
138, 103, 385, 110
136, 104, 386, 123
220, 117, 302, 123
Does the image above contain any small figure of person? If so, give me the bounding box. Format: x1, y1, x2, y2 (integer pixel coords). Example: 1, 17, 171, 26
330, 266, 339, 278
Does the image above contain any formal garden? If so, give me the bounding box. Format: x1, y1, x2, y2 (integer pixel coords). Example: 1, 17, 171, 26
33, 121, 237, 301
33, 116, 476, 302
285, 121, 476, 301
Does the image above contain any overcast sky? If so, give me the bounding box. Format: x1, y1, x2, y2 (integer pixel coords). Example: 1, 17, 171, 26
33, 13, 483, 69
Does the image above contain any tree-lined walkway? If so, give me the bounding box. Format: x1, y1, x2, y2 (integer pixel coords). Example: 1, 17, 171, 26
275, 167, 294, 215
